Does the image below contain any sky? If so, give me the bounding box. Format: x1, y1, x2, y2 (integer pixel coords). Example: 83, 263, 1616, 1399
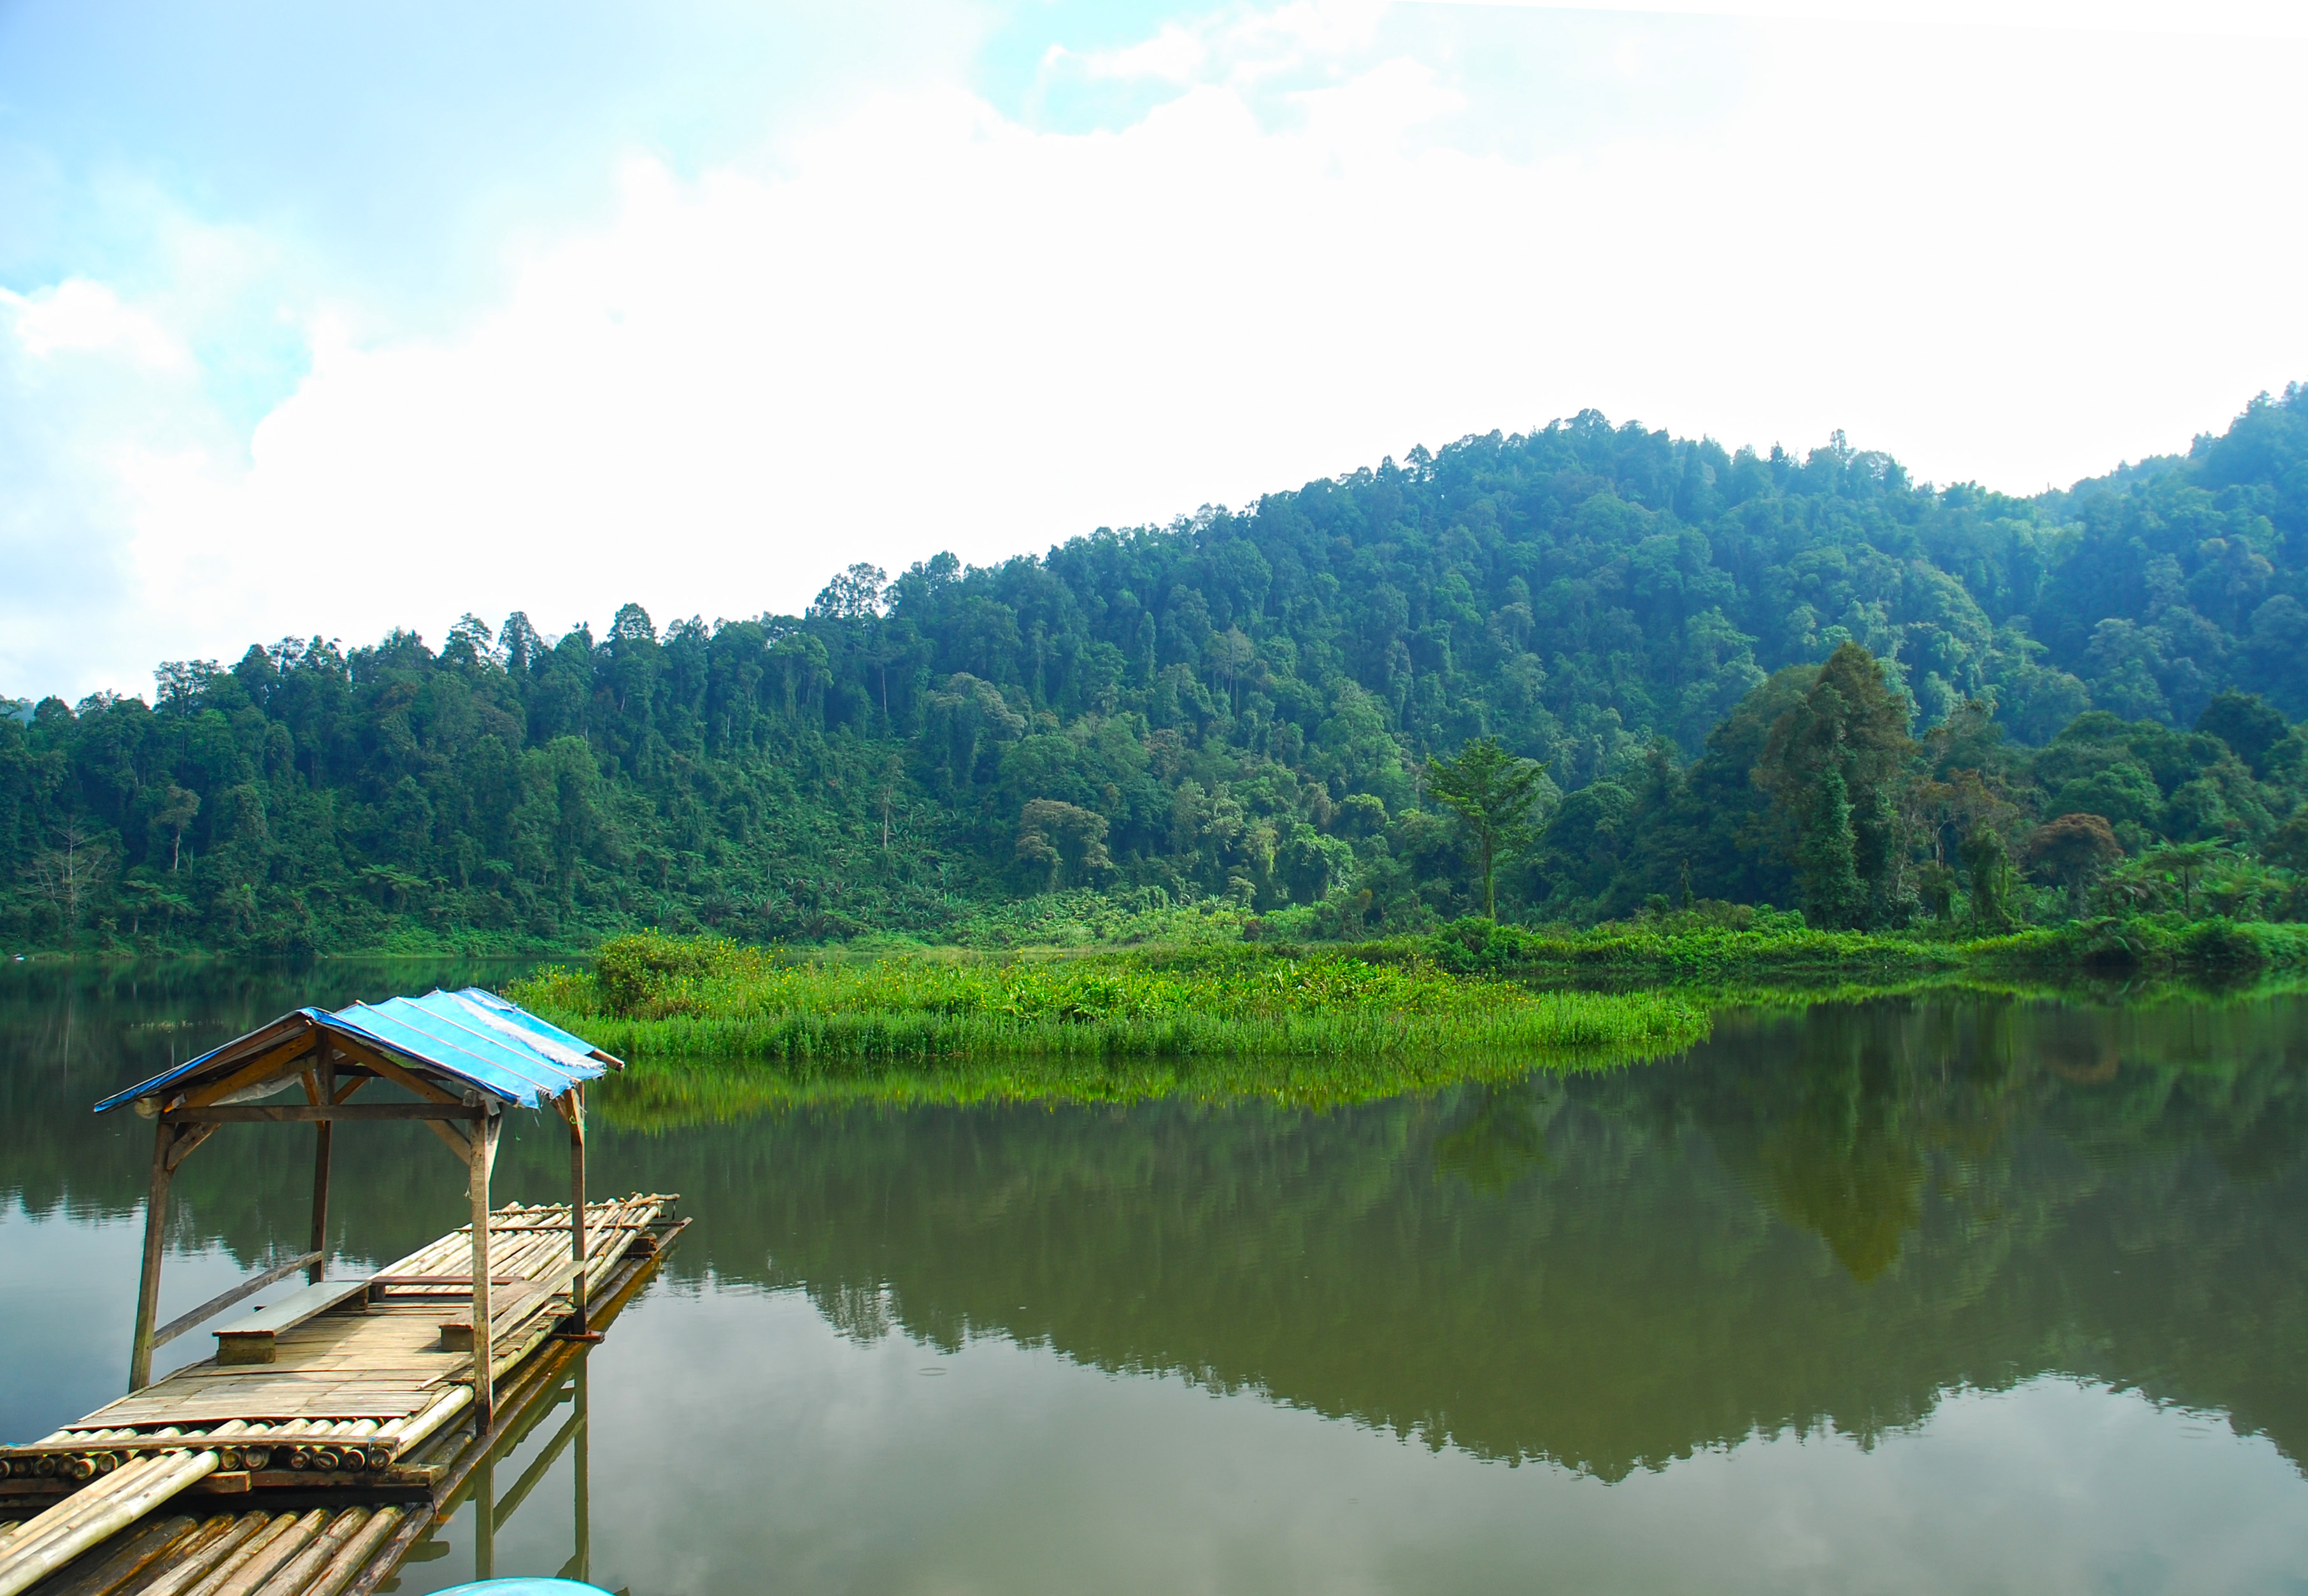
4, 0, 2307, 702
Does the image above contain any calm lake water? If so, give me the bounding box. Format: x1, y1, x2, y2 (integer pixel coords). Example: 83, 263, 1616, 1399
4, 962, 2307, 1595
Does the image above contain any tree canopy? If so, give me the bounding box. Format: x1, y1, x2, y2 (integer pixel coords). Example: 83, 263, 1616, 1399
5, 383, 2308, 951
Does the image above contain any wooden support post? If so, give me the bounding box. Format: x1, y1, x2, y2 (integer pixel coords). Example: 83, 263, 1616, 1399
308, 1050, 335, 1286
127, 1122, 174, 1392
474, 1450, 496, 1586
566, 1086, 588, 1335
468, 1109, 501, 1429
574, 1356, 590, 1586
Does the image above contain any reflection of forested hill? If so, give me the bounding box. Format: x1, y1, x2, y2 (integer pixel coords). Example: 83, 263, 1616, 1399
6, 971, 2305, 1479
579, 994, 2308, 1479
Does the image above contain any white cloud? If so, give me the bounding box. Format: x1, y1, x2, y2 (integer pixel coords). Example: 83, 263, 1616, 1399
1435, 0, 2308, 38
8, 3, 2308, 699
6, 280, 192, 371
1072, 25, 1212, 84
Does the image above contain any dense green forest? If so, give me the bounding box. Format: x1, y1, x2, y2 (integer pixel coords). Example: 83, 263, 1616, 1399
5, 383, 2307, 953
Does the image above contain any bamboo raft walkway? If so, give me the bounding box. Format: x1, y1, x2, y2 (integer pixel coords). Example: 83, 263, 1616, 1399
0, 1196, 685, 1596
0, 988, 690, 1596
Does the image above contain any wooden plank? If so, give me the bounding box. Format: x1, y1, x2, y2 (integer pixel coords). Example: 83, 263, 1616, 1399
76, 1393, 439, 1420
212, 1280, 373, 1366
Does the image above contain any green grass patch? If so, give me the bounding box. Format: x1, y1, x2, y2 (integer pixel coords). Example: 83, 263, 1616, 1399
506, 931, 1709, 1107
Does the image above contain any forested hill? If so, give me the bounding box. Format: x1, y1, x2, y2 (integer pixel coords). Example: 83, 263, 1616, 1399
6, 384, 2307, 953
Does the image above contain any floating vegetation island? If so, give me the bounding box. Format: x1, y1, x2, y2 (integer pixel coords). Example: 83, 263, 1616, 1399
509, 932, 1713, 1110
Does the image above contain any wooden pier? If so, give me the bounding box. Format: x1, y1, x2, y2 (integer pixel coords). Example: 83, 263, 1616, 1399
0, 1195, 684, 1596
0, 987, 686, 1596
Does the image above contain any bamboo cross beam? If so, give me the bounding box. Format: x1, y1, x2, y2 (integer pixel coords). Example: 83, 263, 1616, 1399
160, 1104, 483, 1124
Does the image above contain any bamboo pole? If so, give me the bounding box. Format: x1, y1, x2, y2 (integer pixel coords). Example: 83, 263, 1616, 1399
0, 1456, 171, 1565
0, 1448, 220, 1596
129, 1513, 275, 1596
208, 1508, 326, 1596
39, 1513, 219, 1596
129, 1122, 174, 1392
296, 1506, 402, 1596
379, 1387, 471, 1460
245, 1508, 369, 1596
154, 1513, 292, 1596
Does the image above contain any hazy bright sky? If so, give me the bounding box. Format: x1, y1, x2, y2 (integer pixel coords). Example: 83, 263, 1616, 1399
5, 0, 2307, 701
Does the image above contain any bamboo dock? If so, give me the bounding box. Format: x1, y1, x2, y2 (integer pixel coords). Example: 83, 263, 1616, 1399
0, 987, 688, 1596
0, 1195, 685, 1596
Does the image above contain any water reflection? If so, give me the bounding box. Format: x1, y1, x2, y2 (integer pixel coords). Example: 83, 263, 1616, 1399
4, 965, 2306, 1592
557, 995, 2308, 1480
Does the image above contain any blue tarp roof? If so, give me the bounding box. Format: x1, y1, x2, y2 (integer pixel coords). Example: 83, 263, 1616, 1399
94, 988, 617, 1114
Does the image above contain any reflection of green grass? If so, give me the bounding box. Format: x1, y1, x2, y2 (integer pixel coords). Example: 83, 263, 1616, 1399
588, 1042, 1679, 1125
509, 934, 1709, 1111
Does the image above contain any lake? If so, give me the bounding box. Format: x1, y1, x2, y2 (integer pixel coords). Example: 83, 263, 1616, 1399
3, 961, 2305, 1595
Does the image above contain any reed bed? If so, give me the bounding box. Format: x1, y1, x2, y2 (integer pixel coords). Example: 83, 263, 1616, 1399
506, 934, 1709, 1098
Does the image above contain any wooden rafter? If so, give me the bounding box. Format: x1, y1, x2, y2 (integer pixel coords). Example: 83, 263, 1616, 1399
179, 1027, 321, 1108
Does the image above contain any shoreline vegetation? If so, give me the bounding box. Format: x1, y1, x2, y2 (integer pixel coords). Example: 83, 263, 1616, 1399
503, 915, 2308, 1109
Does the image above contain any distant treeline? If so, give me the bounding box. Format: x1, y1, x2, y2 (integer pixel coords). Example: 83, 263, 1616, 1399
4, 384, 2307, 952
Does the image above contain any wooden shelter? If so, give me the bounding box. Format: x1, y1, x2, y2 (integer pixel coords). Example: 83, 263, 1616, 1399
95, 987, 618, 1426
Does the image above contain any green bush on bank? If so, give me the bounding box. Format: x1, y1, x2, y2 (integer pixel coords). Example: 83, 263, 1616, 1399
1407, 908, 2308, 983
